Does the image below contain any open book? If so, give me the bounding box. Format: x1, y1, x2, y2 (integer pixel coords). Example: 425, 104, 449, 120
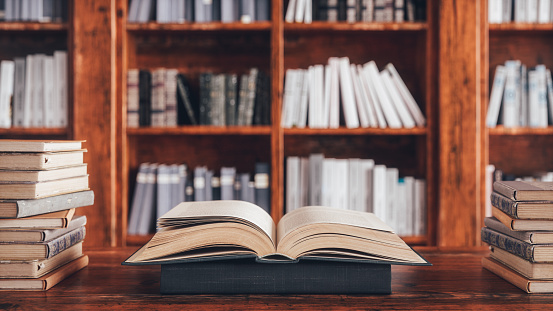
125, 200, 427, 265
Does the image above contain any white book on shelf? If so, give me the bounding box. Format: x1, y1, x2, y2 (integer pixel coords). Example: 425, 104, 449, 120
0, 60, 14, 128
372, 164, 387, 224
295, 0, 306, 23
22, 54, 33, 128
350, 65, 370, 128
322, 64, 332, 128
170, 164, 181, 209
380, 70, 415, 128
156, 164, 172, 220
502, 0, 512, 22
314, 65, 325, 127
281, 69, 296, 128
386, 167, 398, 232
297, 70, 309, 128
363, 0, 374, 22
157, 0, 169, 23
385, 63, 426, 127
486, 65, 506, 127
321, 158, 334, 208
360, 159, 375, 213
165, 69, 178, 127
12, 58, 25, 128
526, 0, 538, 22
538, 0, 551, 23
151, 68, 167, 127
307, 67, 316, 127
536, 64, 548, 127
520, 64, 528, 127
290, 68, 303, 127
285, 0, 297, 23
488, 0, 503, 23
137, 163, 158, 235
220, 167, 236, 201
286, 156, 300, 213
485, 164, 495, 218
43, 56, 55, 128
299, 157, 310, 207
355, 65, 378, 127
328, 57, 340, 128
128, 163, 150, 235
528, 69, 540, 127
338, 57, 360, 128
54, 51, 68, 128
138, 0, 154, 22
414, 179, 426, 236
403, 176, 415, 236
359, 64, 387, 128
546, 69, 553, 126
334, 159, 349, 210
514, 0, 526, 22
364, 61, 402, 128
127, 69, 140, 128
309, 153, 324, 206
396, 178, 406, 236
304, 0, 312, 23
502, 61, 519, 128
128, 0, 142, 22
31, 54, 45, 128
348, 158, 360, 211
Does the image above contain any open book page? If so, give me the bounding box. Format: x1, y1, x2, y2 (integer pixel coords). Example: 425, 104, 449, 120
277, 206, 394, 244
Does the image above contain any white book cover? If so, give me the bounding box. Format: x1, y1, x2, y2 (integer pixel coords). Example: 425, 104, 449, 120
350, 65, 370, 128
365, 61, 402, 128
514, 0, 526, 22
414, 179, 426, 236
299, 157, 310, 207
31, 54, 45, 128
403, 176, 415, 236
328, 58, 340, 128
526, 0, 538, 22
386, 167, 398, 232
304, 0, 312, 23
291, 69, 304, 127
334, 159, 349, 210
307, 67, 318, 128
314, 65, 325, 127
12, 58, 26, 128
528, 69, 539, 127
486, 65, 507, 127
43, 56, 55, 128
281, 69, 296, 128
385, 63, 426, 126
520, 64, 528, 126
360, 159, 375, 213
546, 69, 553, 126
321, 158, 335, 208
0, 61, 14, 128
138, 0, 154, 22
157, 0, 169, 22
380, 70, 415, 128
322, 64, 332, 128
295, 0, 306, 23
348, 158, 361, 211
536, 65, 548, 127
502, 0, 512, 22
359, 64, 387, 128
285, 0, 297, 22
502, 61, 519, 127
355, 65, 378, 127
485, 164, 495, 218
338, 57, 360, 128
538, 0, 551, 23
156, 164, 172, 220
396, 179, 406, 236
308, 153, 324, 206
22, 54, 34, 128
488, 0, 503, 23
372, 164, 387, 224
137, 163, 158, 235
128, 163, 150, 234
54, 51, 68, 128
286, 156, 300, 213
364, 0, 374, 22
128, 0, 142, 22
297, 70, 309, 128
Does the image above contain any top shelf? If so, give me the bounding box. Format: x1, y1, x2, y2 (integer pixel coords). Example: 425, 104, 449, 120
489, 23, 553, 32
0, 22, 67, 31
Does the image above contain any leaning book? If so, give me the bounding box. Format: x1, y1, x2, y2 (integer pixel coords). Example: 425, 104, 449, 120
124, 200, 430, 294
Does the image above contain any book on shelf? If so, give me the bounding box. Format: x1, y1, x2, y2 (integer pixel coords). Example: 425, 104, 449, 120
3, 0, 67, 22
481, 226, 553, 263
489, 0, 553, 24
0, 215, 86, 242
0, 255, 88, 291
0, 60, 14, 129
482, 256, 553, 294
492, 206, 553, 231
0, 242, 83, 279
490, 245, 553, 280
0, 224, 84, 260
0, 209, 75, 230
484, 216, 553, 244
494, 180, 553, 201
0, 190, 93, 218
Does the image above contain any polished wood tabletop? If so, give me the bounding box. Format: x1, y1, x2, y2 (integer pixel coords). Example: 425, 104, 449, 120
1, 247, 553, 310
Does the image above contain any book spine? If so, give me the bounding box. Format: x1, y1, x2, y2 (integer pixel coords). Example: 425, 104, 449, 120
139, 70, 152, 126
15, 190, 95, 218
199, 73, 212, 125
481, 227, 535, 262
490, 192, 518, 218
160, 259, 391, 294
225, 74, 238, 126
493, 181, 517, 200
176, 74, 198, 125
45, 226, 86, 259
254, 162, 270, 213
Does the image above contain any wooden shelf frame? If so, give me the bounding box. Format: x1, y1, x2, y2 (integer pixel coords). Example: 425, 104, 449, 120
0, 22, 68, 31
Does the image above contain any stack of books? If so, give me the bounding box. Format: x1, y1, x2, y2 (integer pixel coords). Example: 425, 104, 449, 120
0, 140, 93, 291
481, 180, 553, 294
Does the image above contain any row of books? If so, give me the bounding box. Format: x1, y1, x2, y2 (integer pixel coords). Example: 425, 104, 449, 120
0, 140, 93, 291
286, 0, 426, 24
0, 51, 68, 129
1, 0, 67, 22
481, 180, 553, 293
281, 58, 425, 129
486, 61, 553, 128
286, 154, 426, 236
128, 162, 270, 235
127, 0, 270, 23
127, 68, 270, 127
489, 0, 553, 24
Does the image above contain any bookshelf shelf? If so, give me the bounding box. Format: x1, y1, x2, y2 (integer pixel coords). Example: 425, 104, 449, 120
488, 126, 553, 136
283, 127, 427, 136
489, 23, 553, 32
0, 22, 67, 31
127, 126, 272, 136
0, 128, 68, 136
126, 22, 272, 32
284, 21, 427, 32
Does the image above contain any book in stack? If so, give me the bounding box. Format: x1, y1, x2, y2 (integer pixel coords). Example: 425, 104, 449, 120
0, 140, 93, 291
481, 180, 553, 293
123, 200, 430, 294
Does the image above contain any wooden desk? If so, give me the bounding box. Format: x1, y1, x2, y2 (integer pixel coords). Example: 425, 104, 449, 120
2, 247, 553, 309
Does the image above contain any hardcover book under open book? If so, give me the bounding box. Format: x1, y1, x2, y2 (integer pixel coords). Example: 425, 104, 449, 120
124, 200, 429, 294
